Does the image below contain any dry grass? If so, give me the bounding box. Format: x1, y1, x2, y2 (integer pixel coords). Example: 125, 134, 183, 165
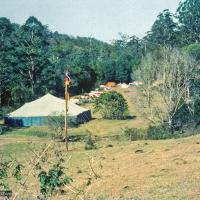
64, 135, 200, 200
1, 135, 200, 199
1, 86, 200, 199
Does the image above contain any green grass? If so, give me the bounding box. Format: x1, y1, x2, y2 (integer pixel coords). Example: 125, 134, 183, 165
0, 142, 44, 157
2, 87, 150, 139
4, 126, 52, 138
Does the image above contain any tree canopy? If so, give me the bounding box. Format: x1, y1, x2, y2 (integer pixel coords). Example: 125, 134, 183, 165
0, 0, 200, 111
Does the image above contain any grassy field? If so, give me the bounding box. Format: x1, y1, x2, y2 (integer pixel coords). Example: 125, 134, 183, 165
1, 86, 200, 200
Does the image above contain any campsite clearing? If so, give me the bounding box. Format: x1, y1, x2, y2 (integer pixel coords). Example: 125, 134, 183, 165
1, 86, 200, 199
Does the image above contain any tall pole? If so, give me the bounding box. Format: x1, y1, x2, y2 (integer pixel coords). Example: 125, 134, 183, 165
65, 72, 70, 150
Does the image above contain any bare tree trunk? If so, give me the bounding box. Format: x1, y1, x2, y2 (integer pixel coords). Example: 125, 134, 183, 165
168, 115, 174, 134
147, 91, 151, 108
29, 64, 36, 98
31, 81, 35, 97
0, 84, 2, 107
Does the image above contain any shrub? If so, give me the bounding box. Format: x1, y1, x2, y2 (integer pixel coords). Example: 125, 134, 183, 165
173, 103, 193, 130
147, 124, 168, 140
146, 124, 179, 140
38, 164, 72, 197
85, 133, 96, 150
94, 91, 128, 119
0, 125, 9, 135
47, 114, 78, 138
0, 106, 13, 119
68, 116, 79, 128
124, 127, 145, 141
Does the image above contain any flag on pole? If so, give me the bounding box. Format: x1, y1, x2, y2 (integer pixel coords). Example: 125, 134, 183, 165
64, 71, 70, 150
65, 71, 70, 111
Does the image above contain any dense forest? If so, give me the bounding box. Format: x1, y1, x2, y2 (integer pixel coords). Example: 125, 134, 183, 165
0, 0, 200, 113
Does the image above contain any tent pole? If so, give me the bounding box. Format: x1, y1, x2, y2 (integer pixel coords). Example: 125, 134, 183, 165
65, 72, 70, 151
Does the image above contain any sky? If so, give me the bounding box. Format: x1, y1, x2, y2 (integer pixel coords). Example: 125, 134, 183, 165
0, 0, 181, 43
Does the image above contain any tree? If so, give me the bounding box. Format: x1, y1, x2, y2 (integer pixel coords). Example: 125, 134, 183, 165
145, 9, 179, 48
0, 18, 20, 108
136, 47, 196, 133
14, 16, 51, 100
183, 43, 200, 63
135, 52, 159, 107
94, 91, 128, 119
177, 0, 200, 44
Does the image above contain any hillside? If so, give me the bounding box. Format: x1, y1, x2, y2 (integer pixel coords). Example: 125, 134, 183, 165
1, 86, 200, 200
1, 132, 200, 199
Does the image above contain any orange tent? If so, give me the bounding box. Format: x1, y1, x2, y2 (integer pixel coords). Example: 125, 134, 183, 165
105, 82, 116, 87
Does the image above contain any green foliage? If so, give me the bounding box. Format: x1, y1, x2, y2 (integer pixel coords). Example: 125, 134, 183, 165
0, 160, 10, 179
147, 124, 171, 140
145, 9, 179, 48
123, 126, 182, 141
38, 163, 72, 197
12, 164, 24, 181
1, 0, 200, 117
124, 127, 145, 141
94, 91, 128, 119
146, 124, 183, 140
85, 134, 96, 150
36, 146, 72, 198
177, 0, 200, 44
47, 114, 78, 138
68, 116, 79, 128
183, 43, 200, 62
0, 125, 9, 135
0, 157, 11, 192
0, 106, 12, 119
0, 17, 144, 108
47, 114, 64, 139
0, 144, 73, 199
0, 156, 24, 191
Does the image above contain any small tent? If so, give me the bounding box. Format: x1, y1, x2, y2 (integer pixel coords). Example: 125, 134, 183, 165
105, 82, 116, 87
4, 93, 91, 127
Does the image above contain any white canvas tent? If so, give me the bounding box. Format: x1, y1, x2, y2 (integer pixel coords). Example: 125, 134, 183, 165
5, 93, 91, 127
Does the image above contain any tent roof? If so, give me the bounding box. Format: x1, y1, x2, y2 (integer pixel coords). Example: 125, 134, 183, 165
8, 93, 89, 117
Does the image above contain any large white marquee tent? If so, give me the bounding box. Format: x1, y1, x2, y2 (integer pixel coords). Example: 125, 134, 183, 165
5, 93, 91, 127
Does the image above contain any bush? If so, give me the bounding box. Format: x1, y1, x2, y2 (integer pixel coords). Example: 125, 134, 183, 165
47, 114, 78, 138
68, 116, 79, 128
124, 127, 145, 141
0, 125, 9, 135
94, 91, 128, 119
173, 103, 193, 130
147, 124, 170, 140
85, 133, 96, 150
0, 106, 13, 119
147, 124, 182, 140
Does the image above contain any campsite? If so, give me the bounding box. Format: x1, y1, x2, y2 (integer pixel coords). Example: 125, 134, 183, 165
1, 86, 200, 200
0, 0, 200, 199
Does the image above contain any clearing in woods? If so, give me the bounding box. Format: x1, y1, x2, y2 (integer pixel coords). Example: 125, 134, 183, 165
0, 86, 200, 199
